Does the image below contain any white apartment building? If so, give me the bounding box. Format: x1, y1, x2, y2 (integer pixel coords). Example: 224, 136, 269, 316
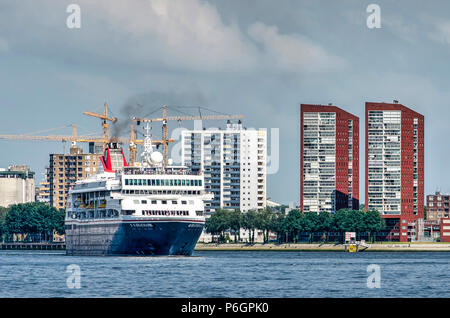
181, 121, 266, 214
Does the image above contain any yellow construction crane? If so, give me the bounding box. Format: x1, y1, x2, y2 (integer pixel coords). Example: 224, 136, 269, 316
0, 124, 172, 165
0, 124, 104, 144
83, 102, 118, 153
82, 103, 173, 165
132, 105, 244, 166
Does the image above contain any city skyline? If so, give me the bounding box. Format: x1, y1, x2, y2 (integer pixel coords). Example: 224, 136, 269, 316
1, 1, 450, 205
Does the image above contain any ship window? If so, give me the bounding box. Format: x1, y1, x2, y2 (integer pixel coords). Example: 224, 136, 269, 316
190, 180, 194, 186
164, 180, 168, 186
172, 200, 177, 204
162, 200, 167, 204
182, 180, 186, 186
142, 200, 147, 204
196, 211, 203, 216
199, 180, 202, 186
133, 179, 138, 186
181, 201, 187, 205
151, 200, 157, 204
138, 179, 142, 186
151, 179, 155, 186
194, 180, 198, 186
133, 200, 139, 204
143, 179, 147, 186
125, 179, 129, 185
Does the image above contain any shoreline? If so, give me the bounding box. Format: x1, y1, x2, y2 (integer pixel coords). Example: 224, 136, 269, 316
194, 242, 450, 252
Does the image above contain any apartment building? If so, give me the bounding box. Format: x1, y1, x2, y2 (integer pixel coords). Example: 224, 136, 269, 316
426, 191, 450, 221
300, 104, 359, 213
181, 121, 266, 214
365, 101, 424, 242
48, 146, 100, 210
35, 166, 50, 204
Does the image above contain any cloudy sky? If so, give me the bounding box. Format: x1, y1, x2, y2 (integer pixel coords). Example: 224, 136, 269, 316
1, 0, 450, 205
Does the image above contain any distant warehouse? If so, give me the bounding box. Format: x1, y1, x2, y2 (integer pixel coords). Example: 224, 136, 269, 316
0, 165, 35, 207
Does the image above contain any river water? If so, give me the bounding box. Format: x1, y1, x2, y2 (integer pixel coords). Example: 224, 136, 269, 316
0, 250, 448, 297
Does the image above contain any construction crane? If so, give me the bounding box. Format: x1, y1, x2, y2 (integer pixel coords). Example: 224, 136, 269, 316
83, 102, 118, 153
1, 127, 174, 168
0, 124, 104, 144
82, 103, 173, 164
132, 105, 244, 166
0, 124, 172, 164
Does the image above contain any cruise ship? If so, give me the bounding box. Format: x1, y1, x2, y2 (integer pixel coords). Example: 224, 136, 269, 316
64, 126, 213, 256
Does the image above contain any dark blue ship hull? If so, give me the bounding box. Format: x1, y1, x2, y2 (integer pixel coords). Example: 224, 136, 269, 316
65, 220, 204, 256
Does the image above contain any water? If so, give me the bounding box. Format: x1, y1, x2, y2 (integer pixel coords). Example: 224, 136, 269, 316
0, 250, 448, 297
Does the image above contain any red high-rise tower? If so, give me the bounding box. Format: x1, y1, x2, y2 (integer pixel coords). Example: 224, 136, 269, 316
365, 101, 424, 242
300, 104, 359, 213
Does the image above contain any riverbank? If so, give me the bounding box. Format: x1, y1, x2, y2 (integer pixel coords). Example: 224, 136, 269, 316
0, 242, 65, 250
195, 242, 450, 252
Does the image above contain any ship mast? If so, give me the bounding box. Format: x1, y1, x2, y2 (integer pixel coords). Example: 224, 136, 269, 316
140, 122, 154, 166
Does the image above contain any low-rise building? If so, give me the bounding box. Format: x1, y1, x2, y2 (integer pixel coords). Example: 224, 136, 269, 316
0, 165, 35, 207
440, 218, 450, 242
426, 191, 449, 221
35, 166, 50, 204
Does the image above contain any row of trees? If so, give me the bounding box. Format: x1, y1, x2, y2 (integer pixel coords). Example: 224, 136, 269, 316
0, 203, 65, 242
205, 208, 385, 243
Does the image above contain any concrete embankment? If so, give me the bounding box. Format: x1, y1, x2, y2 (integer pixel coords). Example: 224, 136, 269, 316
195, 242, 450, 252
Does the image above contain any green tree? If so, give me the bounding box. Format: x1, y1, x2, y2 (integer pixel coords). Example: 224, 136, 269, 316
205, 209, 229, 243
3, 202, 65, 242
346, 210, 365, 233
269, 212, 286, 243
317, 212, 332, 242
0, 206, 10, 239
242, 210, 258, 243
283, 209, 303, 242
363, 210, 385, 242
228, 209, 242, 242
255, 209, 272, 243
302, 212, 321, 242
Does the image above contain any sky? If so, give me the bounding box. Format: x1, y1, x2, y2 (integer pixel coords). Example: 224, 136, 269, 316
1, 0, 450, 205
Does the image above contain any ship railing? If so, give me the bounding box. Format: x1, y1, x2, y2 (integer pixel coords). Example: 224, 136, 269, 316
121, 167, 199, 176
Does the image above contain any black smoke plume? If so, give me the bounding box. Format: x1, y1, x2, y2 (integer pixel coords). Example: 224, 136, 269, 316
111, 90, 208, 138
